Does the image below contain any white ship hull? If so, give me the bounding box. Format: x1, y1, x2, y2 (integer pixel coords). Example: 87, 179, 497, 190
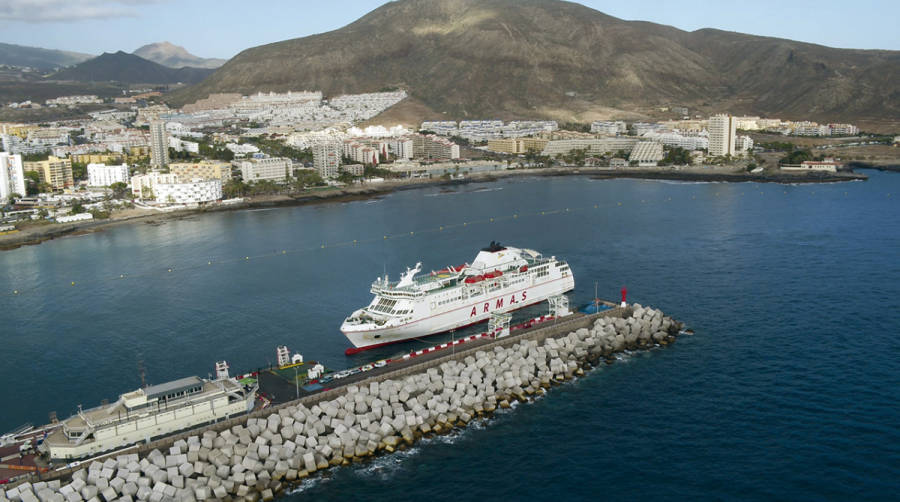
341, 244, 574, 349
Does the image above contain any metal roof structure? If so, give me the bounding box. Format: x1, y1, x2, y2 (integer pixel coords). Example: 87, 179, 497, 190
143, 376, 203, 400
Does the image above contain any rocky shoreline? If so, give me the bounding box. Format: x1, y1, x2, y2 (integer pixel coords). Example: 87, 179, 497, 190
0, 165, 874, 252
1, 305, 682, 502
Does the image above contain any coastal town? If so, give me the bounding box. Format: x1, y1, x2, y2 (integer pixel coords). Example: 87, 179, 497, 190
1, 90, 896, 239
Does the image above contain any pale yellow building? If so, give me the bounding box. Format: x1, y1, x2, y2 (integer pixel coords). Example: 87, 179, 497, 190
169, 161, 233, 183
0, 123, 38, 138
520, 137, 549, 152
486, 138, 549, 155
24, 156, 74, 191
72, 153, 125, 165
487, 138, 520, 154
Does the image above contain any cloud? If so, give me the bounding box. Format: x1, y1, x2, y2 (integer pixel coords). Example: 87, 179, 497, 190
0, 0, 166, 23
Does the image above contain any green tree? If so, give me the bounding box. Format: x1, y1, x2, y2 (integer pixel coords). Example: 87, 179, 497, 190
71, 200, 86, 214
71, 161, 88, 181
292, 170, 325, 188
336, 171, 357, 184
109, 182, 129, 199
660, 147, 692, 166
222, 179, 249, 198
780, 149, 814, 165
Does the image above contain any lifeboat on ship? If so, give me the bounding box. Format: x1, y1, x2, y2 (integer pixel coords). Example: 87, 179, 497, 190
464, 275, 485, 284
519, 265, 528, 273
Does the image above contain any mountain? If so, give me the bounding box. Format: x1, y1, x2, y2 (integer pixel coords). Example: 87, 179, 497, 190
49, 51, 215, 84
0, 43, 93, 71
168, 0, 900, 127
133, 42, 226, 69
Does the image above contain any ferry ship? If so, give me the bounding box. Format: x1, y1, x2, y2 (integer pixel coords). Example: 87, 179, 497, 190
43, 375, 257, 460
341, 242, 575, 349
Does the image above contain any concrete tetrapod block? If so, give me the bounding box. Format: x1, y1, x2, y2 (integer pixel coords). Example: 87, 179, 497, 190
302, 453, 316, 473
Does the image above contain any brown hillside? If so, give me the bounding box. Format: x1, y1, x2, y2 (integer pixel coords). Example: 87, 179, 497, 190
168, 0, 900, 128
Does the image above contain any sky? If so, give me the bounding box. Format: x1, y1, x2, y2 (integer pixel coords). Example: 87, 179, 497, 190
1, 0, 898, 59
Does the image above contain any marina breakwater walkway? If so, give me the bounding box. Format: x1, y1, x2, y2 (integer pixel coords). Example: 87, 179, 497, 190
2, 304, 684, 501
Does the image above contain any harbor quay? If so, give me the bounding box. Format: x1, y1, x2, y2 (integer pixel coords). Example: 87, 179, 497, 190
2, 304, 683, 502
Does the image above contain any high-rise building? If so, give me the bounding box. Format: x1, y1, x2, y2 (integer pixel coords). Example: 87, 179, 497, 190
0, 152, 26, 203
23, 156, 74, 191
708, 114, 736, 157
312, 142, 341, 179
149, 121, 169, 168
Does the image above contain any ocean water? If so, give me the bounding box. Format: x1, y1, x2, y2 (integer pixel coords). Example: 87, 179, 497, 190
1, 171, 898, 500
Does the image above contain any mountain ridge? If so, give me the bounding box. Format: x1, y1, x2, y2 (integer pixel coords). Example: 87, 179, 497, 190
0, 42, 94, 71
49, 51, 215, 85
167, 0, 899, 125
133, 42, 226, 69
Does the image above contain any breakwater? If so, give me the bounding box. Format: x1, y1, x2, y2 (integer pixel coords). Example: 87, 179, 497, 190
1, 305, 682, 502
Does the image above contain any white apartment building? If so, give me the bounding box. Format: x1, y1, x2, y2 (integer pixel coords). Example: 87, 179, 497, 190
642, 131, 709, 151
1, 152, 26, 203
131, 172, 178, 199
632, 123, 664, 136
733, 116, 762, 130
149, 120, 169, 167
341, 164, 365, 176
389, 137, 415, 160
828, 123, 859, 136
313, 143, 341, 179
46, 95, 103, 106
342, 141, 380, 166
420, 121, 459, 136
168, 136, 199, 154
86, 163, 129, 187
708, 114, 737, 157
155, 178, 223, 204
422, 135, 460, 160
590, 121, 627, 135
238, 157, 292, 182
628, 141, 665, 166
737, 135, 754, 154
225, 143, 260, 156
542, 137, 640, 157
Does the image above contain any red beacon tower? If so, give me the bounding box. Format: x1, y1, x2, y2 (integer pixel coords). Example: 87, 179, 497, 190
621, 286, 628, 308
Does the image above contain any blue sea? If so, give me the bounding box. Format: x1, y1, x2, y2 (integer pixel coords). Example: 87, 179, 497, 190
1, 171, 898, 500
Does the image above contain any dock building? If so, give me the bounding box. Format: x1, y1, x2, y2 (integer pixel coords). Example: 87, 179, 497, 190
43, 376, 257, 460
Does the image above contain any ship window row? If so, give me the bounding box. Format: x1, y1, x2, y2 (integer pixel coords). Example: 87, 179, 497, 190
373, 298, 398, 312
534, 266, 550, 278
437, 296, 461, 306
162, 386, 202, 401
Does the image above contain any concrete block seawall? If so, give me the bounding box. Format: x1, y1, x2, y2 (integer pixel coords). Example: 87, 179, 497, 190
3, 304, 683, 502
